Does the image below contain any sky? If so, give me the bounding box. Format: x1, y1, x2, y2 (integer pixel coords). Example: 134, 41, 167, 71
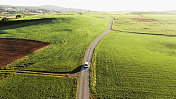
0, 0, 176, 11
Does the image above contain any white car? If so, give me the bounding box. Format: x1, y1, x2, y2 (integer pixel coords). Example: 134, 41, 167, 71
84, 62, 89, 68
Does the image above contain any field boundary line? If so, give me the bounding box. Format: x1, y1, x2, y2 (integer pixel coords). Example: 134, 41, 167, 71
113, 30, 176, 37
0, 70, 78, 78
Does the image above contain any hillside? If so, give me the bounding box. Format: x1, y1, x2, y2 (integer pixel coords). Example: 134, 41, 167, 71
0, 5, 91, 13
37, 5, 91, 12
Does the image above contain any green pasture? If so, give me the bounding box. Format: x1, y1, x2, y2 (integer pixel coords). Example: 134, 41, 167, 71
91, 14, 176, 98
0, 74, 77, 99
0, 14, 110, 72
91, 31, 176, 98
112, 14, 176, 36
2, 12, 176, 98
0, 13, 110, 98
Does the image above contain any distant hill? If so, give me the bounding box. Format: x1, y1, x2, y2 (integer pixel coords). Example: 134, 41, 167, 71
37, 5, 91, 12
0, 5, 91, 13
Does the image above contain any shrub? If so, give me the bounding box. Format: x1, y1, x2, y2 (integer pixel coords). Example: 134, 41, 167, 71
16, 15, 23, 19
1, 17, 10, 22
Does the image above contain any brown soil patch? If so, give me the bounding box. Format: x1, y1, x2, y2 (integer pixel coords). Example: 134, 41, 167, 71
0, 38, 50, 67
130, 18, 157, 22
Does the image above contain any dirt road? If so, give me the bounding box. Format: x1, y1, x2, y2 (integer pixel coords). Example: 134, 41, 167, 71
77, 18, 113, 99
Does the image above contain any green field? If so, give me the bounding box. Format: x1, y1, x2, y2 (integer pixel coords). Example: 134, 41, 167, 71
90, 14, 176, 98
0, 14, 109, 72
2, 12, 176, 98
0, 74, 77, 99
0, 13, 110, 98
112, 14, 176, 36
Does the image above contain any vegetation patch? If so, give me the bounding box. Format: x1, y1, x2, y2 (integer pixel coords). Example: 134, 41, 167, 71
91, 14, 176, 98
0, 13, 109, 98
0, 14, 109, 72
0, 18, 56, 27
0, 73, 13, 80
130, 18, 157, 22
113, 15, 176, 36
91, 32, 176, 98
0, 74, 77, 99
24, 14, 37, 16
130, 11, 176, 15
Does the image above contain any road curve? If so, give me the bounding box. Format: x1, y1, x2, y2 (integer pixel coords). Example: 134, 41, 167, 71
77, 17, 113, 99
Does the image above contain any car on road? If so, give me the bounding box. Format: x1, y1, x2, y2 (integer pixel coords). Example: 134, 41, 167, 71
84, 62, 89, 68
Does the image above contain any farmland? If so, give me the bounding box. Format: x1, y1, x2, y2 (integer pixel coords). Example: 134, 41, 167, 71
0, 74, 77, 99
90, 14, 176, 98
0, 13, 110, 98
0, 38, 49, 67
0, 13, 110, 72
1, 12, 176, 98
112, 14, 176, 36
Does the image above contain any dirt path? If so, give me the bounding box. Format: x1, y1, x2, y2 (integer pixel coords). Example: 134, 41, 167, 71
77, 18, 113, 99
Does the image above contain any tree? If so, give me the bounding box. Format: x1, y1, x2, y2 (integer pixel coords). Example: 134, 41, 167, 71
16, 15, 23, 19
1, 17, 9, 22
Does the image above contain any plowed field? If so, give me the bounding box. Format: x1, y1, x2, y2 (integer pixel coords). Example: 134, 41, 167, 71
0, 38, 49, 67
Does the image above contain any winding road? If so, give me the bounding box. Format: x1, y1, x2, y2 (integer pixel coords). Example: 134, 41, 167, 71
77, 17, 113, 99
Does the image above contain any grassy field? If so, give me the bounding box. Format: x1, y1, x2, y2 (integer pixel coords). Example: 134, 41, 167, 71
91, 14, 176, 98
3, 12, 176, 98
112, 14, 176, 36
0, 13, 110, 98
0, 13, 110, 72
0, 74, 77, 99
